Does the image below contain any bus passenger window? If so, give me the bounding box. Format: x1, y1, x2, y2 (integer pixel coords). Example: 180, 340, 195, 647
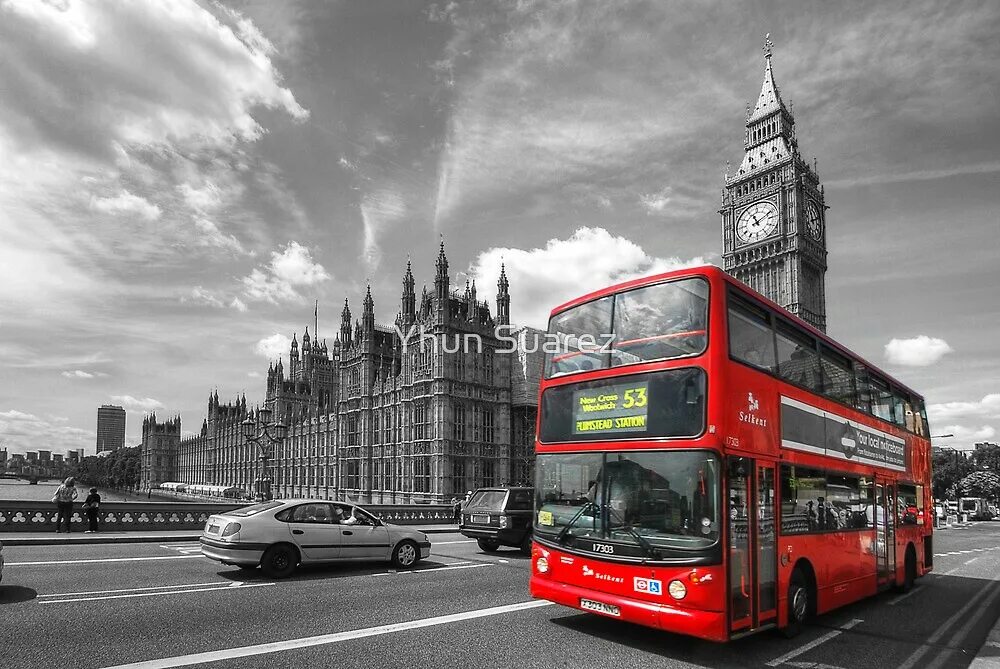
776, 325, 821, 392
869, 375, 894, 423
728, 299, 776, 372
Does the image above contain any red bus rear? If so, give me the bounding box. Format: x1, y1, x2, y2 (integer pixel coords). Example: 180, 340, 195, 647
528, 265, 932, 641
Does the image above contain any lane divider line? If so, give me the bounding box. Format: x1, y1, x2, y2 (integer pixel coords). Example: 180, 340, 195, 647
897, 580, 999, 669
887, 584, 924, 606
7, 555, 204, 566
38, 581, 231, 598
766, 619, 863, 667
926, 580, 1000, 669
373, 563, 490, 576
38, 583, 275, 605
99, 600, 553, 669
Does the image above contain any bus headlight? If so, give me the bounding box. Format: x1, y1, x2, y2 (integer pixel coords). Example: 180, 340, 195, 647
536, 556, 549, 574
668, 580, 687, 600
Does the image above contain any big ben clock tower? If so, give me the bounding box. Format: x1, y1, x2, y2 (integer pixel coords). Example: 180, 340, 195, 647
721, 36, 828, 332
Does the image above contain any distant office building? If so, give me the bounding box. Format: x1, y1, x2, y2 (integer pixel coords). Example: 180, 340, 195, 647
38, 450, 51, 462
96, 404, 126, 453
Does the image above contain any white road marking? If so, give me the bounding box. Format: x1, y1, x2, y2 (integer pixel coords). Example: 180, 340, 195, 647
99, 600, 554, 669
38, 581, 231, 598
897, 581, 999, 669
888, 584, 924, 606
766, 619, 863, 667
39, 582, 275, 605
7, 555, 203, 566
431, 540, 477, 545
927, 582, 1000, 669
374, 563, 491, 576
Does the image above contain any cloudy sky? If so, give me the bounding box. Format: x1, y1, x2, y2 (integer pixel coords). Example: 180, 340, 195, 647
1, 0, 997, 456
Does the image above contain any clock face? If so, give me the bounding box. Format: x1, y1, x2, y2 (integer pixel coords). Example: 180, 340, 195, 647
806, 201, 823, 240
736, 202, 779, 245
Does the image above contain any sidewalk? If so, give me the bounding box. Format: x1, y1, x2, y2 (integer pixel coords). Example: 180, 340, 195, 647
0, 524, 461, 546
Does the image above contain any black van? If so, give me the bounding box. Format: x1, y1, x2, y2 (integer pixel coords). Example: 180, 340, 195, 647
459, 487, 534, 554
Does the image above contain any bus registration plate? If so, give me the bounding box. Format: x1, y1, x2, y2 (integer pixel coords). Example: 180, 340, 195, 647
580, 598, 620, 617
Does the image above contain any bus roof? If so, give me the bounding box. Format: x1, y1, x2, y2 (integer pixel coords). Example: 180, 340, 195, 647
547, 264, 924, 401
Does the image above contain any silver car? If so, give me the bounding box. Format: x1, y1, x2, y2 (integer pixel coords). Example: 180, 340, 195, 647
200, 499, 431, 578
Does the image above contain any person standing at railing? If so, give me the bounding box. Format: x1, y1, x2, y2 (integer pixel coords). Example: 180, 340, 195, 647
83, 487, 101, 533
52, 477, 78, 533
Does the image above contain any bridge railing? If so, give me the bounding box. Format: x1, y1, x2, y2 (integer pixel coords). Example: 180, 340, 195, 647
0, 500, 454, 532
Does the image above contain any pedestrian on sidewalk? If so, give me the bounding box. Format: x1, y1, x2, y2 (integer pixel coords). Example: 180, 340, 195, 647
83, 487, 101, 533
451, 497, 461, 524
52, 477, 78, 533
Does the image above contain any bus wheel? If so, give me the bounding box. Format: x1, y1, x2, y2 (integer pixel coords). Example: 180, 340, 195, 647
899, 547, 916, 592
519, 533, 532, 556
782, 569, 810, 638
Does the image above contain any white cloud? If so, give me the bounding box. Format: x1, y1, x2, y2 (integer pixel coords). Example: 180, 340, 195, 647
470, 227, 706, 328
639, 187, 672, 214
182, 286, 226, 309
255, 333, 291, 360
230, 297, 248, 313
179, 182, 223, 211
110, 395, 164, 412
242, 242, 330, 303
360, 190, 407, 269
61, 370, 106, 379
193, 216, 247, 255
0, 408, 90, 456
928, 394, 1000, 423
884, 335, 954, 366
935, 424, 997, 444
90, 190, 162, 221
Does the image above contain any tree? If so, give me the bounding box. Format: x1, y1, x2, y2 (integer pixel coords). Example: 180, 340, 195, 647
932, 449, 974, 500
958, 470, 1000, 500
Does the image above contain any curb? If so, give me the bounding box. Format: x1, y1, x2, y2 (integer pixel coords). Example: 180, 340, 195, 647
2, 526, 460, 546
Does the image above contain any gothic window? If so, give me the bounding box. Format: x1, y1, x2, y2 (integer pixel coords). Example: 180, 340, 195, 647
345, 460, 360, 489
414, 457, 430, 493
456, 351, 466, 380
346, 414, 360, 446
482, 460, 496, 487
454, 403, 466, 441
372, 413, 380, 444
482, 407, 495, 443
414, 401, 430, 440
452, 458, 466, 494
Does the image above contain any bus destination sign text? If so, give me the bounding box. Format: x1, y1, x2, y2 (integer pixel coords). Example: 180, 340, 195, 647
573, 381, 649, 435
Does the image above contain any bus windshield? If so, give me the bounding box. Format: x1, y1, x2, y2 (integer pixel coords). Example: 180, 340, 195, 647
534, 450, 721, 553
544, 277, 709, 378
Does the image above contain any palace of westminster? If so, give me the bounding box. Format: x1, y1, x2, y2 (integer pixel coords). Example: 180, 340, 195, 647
140, 39, 830, 503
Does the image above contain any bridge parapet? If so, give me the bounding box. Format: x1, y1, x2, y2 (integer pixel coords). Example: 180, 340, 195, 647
0, 500, 453, 532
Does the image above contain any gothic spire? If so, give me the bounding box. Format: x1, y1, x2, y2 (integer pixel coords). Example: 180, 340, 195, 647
748, 33, 788, 124
496, 263, 510, 326
362, 283, 375, 332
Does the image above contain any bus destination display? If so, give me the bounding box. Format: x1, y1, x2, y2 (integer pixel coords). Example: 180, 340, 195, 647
573, 381, 649, 435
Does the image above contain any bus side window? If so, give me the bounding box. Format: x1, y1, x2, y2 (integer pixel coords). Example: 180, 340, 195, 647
728, 297, 777, 372
869, 374, 894, 423
775, 323, 821, 392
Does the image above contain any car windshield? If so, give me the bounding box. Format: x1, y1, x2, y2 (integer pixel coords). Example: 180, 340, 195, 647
467, 490, 507, 510
545, 277, 709, 378
535, 450, 721, 552
225, 501, 284, 517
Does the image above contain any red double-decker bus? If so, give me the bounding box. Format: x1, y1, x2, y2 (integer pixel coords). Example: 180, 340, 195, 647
529, 265, 932, 641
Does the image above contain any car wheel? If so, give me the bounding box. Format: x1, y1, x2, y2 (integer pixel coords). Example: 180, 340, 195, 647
392, 540, 419, 568
781, 568, 810, 638
260, 544, 297, 579
477, 538, 501, 552
519, 533, 532, 556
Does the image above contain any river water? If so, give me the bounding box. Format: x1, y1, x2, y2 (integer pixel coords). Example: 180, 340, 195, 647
0, 479, 151, 502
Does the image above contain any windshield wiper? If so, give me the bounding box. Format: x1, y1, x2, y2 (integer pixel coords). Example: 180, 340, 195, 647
606, 506, 662, 561
555, 501, 597, 544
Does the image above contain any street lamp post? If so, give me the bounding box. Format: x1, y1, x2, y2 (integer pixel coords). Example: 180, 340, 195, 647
242, 407, 288, 503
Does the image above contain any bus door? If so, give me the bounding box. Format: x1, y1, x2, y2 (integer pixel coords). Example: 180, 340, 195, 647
875, 479, 896, 588
727, 457, 777, 634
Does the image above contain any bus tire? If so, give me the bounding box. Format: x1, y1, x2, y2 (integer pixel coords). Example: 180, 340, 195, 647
478, 538, 501, 552
899, 545, 916, 592
782, 568, 811, 638
520, 532, 532, 556
261, 544, 298, 579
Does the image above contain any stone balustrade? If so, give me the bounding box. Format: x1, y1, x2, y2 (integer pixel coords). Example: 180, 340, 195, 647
0, 500, 454, 532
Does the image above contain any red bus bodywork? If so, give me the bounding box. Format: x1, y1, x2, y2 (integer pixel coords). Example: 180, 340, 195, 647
529, 265, 932, 642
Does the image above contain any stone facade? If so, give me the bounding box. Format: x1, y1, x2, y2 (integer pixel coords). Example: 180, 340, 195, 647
720, 37, 828, 331
142, 242, 544, 503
